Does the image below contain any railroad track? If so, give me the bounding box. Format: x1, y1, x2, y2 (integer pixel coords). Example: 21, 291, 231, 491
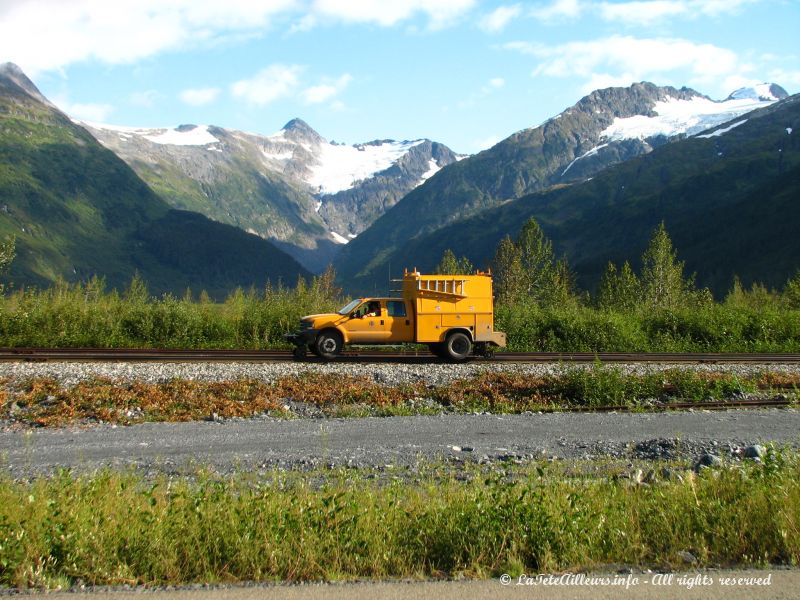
2, 347, 800, 363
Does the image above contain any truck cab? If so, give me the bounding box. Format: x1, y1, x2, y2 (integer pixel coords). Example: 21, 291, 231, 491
286, 270, 506, 362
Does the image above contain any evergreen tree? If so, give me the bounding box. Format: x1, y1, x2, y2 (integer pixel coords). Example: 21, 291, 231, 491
434, 249, 475, 275
597, 260, 640, 311
640, 222, 689, 310
783, 271, 800, 309
491, 218, 577, 307
491, 235, 525, 306
516, 218, 556, 301
0, 236, 15, 287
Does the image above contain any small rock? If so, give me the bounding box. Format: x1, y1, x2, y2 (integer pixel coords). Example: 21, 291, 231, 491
678, 550, 697, 564
659, 467, 683, 482
743, 444, 766, 460
451, 446, 462, 452
694, 453, 722, 472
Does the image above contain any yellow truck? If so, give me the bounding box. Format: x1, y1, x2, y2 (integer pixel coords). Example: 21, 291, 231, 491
285, 269, 506, 361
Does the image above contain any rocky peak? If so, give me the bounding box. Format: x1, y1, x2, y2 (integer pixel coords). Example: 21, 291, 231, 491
0, 62, 53, 106
577, 82, 705, 119
726, 83, 788, 102
281, 118, 325, 145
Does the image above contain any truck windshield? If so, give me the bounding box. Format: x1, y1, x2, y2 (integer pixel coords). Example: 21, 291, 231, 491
337, 299, 362, 315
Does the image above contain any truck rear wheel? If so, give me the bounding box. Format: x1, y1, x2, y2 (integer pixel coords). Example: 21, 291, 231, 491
315, 330, 343, 360
444, 332, 472, 362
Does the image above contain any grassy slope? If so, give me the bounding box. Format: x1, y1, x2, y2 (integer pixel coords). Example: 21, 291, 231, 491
0, 89, 310, 297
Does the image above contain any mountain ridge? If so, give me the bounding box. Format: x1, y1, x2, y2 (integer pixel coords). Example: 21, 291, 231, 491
361, 94, 799, 296
81, 111, 462, 272
334, 81, 786, 289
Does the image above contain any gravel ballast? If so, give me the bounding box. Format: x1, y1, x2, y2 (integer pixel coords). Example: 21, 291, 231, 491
2, 360, 799, 388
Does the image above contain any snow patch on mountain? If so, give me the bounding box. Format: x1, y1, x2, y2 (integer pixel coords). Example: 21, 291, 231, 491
80, 122, 220, 146
601, 94, 777, 142
562, 143, 609, 176
418, 159, 441, 185
696, 119, 748, 139
307, 140, 425, 195
144, 125, 219, 146
330, 231, 350, 244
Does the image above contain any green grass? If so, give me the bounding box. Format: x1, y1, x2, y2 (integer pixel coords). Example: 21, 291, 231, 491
2, 277, 800, 352
1, 454, 799, 589
496, 303, 800, 353
0, 275, 340, 349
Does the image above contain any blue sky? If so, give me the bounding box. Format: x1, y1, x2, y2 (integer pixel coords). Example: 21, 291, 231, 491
1, 0, 798, 153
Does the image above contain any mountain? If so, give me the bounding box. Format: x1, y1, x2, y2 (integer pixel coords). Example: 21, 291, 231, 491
0, 62, 310, 298
363, 93, 800, 295
82, 116, 461, 272
334, 81, 787, 290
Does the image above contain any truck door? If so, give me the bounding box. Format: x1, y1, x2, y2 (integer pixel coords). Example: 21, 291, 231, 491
342, 301, 384, 343
383, 300, 414, 342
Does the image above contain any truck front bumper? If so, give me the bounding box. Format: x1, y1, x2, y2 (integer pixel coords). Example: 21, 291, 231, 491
284, 329, 319, 346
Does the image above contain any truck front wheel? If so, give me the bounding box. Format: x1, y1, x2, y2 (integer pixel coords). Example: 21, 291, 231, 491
315, 330, 343, 360
444, 332, 472, 362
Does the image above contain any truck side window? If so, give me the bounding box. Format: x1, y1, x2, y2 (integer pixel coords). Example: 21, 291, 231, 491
387, 301, 406, 317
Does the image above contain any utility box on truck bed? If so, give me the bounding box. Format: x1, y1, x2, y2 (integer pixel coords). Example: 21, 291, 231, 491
285, 269, 506, 361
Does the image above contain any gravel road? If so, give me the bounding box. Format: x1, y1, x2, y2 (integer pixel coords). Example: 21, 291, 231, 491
2, 408, 799, 477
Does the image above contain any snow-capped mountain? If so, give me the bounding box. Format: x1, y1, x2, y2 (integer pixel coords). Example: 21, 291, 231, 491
80, 117, 460, 272
334, 81, 791, 290
560, 83, 787, 177
599, 84, 787, 142
262, 119, 436, 195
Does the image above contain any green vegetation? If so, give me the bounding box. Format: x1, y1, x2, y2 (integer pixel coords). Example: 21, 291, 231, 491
0, 268, 340, 349
1, 454, 799, 589
0, 88, 310, 297
3, 368, 797, 426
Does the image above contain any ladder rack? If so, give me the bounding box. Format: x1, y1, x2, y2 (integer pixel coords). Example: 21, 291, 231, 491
416, 278, 467, 297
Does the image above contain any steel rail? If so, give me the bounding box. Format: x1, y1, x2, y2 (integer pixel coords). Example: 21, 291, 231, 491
2, 348, 800, 363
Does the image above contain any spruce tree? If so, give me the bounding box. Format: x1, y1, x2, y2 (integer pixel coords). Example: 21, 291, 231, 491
434, 249, 474, 275
640, 223, 688, 310
491, 235, 525, 305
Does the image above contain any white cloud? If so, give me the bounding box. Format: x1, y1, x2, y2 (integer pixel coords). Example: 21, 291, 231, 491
0, 0, 297, 75
767, 68, 800, 89
58, 100, 115, 122
489, 77, 506, 88
509, 36, 743, 90
598, 1, 687, 25
179, 87, 221, 106
479, 4, 522, 33
531, 0, 583, 22
302, 73, 353, 104
231, 64, 303, 106
597, 0, 759, 26
310, 0, 476, 29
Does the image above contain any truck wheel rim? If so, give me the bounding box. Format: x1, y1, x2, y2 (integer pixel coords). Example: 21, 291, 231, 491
321, 338, 337, 353
451, 337, 469, 355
